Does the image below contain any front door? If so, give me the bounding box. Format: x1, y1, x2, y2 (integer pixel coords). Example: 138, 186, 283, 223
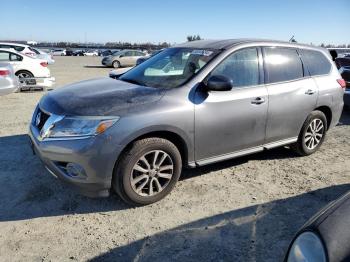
194, 47, 268, 163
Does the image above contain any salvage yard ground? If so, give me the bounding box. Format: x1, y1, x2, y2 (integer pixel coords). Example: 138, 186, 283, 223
0, 56, 349, 262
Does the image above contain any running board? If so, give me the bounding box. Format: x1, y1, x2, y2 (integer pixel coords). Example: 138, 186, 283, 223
195, 137, 298, 167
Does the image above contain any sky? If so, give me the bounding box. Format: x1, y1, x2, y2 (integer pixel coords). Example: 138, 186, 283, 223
2, 0, 349, 45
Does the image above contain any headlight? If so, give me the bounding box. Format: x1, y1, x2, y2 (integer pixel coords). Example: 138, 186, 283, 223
41, 116, 120, 139
287, 231, 326, 262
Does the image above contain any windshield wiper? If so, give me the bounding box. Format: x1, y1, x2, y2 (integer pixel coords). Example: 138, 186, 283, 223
120, 78, 148, 87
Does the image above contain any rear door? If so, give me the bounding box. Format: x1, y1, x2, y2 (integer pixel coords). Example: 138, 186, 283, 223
263, 47, 318, 143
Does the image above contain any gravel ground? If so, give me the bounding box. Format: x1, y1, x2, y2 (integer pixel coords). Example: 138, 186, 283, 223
0, 56, 349, 262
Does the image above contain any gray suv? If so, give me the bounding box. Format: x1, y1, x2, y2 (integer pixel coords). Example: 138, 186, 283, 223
29, 39, 345, 205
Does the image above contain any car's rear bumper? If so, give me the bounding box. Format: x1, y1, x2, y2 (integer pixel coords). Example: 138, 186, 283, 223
28, 122, 123, 198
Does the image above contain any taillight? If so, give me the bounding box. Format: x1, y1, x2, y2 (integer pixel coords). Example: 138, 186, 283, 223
337, 79, 346, 89
40, 62, 48, 67
0, 70, 10, 76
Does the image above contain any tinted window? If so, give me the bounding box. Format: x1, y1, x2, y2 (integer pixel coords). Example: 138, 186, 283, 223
11, 45, 25, 52
210, 48, 259, 88
301, 49, 331, 76
135, 51, 145, 56
264, 47, 303, 83
10, 53, 22, 61
120, 48, 219, 88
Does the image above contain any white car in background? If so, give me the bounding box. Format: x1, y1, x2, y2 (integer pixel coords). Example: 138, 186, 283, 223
84, 50, 99, 56
50, 49, 66, 56
28, 47, 55, 64
0, 42, 36, 57
0, 49, 55, 90
0, 63, 19, 95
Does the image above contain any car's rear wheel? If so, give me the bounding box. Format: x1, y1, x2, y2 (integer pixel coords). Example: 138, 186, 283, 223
113, 137, 182, 205
112, 60, 120, 68
16, 70, 36, 90
292, 110, 327, 156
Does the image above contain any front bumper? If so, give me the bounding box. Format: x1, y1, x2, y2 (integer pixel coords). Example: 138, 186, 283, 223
28, 122, 123, 197
102, 58, 112, 66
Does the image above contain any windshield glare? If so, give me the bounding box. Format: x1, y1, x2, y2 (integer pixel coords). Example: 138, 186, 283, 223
119, 48, 219, 88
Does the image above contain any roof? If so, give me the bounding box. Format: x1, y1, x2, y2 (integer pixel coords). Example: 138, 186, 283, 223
173, 39, 318, 50
0, 42, 28, 47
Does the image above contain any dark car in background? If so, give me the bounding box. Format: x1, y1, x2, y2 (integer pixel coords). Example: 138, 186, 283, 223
99, 49, 115, 56
340, 66, 350, 107
73, 50, 85, 56
65, 49, 74, 56
284, 191, 350, 262
330, 50, 350, 108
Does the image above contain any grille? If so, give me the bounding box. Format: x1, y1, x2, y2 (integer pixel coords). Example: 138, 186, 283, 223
35, 109, 50, 131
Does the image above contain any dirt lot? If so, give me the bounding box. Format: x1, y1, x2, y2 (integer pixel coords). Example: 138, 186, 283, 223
0, 56, 349, 262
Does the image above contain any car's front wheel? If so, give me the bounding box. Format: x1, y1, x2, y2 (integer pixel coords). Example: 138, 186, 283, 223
292, 110, 327, 156
113, 137, 182, 205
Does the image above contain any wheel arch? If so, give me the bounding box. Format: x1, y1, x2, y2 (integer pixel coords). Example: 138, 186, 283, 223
314, 106, 332, 129
15, 69, 34, 76
113, 127, 193, 178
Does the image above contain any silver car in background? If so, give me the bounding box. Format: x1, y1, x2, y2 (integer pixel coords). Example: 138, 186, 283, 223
101, 49, 146, 68
0, 63, 19, 95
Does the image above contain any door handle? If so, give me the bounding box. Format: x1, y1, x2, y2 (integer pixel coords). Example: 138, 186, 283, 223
251, 97, 265, 105
305, 89, 316, 95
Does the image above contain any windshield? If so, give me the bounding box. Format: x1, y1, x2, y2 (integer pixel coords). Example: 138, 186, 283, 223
119, 48, 219, 88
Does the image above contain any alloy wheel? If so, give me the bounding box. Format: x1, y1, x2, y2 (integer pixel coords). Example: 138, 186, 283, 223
304, 118, 324, 150
130, 150, 174, 197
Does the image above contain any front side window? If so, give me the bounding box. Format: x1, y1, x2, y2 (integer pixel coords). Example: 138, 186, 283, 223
210, 48, 259, 88
264, 47, 304, 83
120, 48, 219, 88
301, 49, 331, 76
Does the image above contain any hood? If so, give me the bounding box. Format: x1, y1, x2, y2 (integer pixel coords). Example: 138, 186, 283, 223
39, 77, 165, 116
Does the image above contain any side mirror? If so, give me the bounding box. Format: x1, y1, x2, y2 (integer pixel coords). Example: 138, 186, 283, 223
206, 75, 233, 91
119, 54, 124, 58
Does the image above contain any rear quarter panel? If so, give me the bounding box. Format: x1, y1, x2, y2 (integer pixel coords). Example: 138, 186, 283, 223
314, 67, 344, 128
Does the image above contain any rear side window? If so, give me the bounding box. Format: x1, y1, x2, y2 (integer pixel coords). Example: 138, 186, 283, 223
264, 47, 304, 84
301, 49, 331, 76
211, 47, 260, 88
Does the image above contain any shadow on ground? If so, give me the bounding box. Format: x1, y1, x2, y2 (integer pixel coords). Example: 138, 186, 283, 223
88, 184, 350, 262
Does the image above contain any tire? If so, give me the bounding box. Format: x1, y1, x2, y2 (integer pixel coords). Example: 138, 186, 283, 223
16, 70, 36, 89
112, 60, 120, 68
113, 137, 182, 205
291, 110, 327, 156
